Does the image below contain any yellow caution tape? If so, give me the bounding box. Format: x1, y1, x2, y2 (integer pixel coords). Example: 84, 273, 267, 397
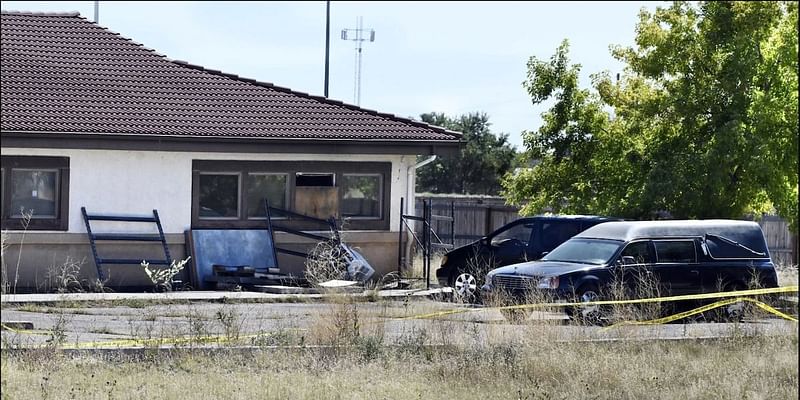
2, 321, 303, 349
1, 323, 51, 336
398, 285, 799, 321
3, 286, 796, 349
604, 297, 798, 330
58, 328, 309, 349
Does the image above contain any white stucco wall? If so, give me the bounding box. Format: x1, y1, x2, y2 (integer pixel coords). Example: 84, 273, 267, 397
2, 148, 417, 234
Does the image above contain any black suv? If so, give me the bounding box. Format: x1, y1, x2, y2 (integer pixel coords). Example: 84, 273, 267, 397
436, 215, 618, 300
481, 220, 779, 323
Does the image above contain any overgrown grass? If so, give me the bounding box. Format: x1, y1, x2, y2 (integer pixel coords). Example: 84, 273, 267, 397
1, 333, 797, 399
777, 263, 799, 287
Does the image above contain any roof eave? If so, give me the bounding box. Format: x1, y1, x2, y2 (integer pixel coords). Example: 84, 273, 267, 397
0, 130, 461, 156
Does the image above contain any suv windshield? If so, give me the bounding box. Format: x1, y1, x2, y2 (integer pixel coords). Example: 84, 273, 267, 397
542, 238, 622, 265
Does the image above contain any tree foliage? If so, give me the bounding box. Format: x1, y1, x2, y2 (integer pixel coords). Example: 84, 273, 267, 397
504, 1, 798, 230
417, 112, 517, 195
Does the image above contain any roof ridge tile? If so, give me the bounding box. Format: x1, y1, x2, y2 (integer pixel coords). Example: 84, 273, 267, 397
1, 11, 82, 17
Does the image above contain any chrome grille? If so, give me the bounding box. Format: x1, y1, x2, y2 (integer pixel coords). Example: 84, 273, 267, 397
493, 275, 537, 291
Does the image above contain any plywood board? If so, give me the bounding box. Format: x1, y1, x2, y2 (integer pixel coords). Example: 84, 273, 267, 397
294, 186, 339, 220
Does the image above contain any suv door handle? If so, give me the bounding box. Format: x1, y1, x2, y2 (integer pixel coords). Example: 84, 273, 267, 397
690, 270, 699, 275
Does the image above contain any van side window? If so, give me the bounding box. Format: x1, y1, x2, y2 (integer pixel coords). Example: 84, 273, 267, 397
540, 222, 582, 251
654, 240, 696, 263
620, 241, 652, 264
491, 223, 534, 247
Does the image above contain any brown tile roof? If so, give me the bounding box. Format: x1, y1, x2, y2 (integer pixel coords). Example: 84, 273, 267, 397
0, 11, 461, 143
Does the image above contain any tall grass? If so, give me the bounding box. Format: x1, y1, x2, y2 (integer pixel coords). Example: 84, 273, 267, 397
1, 209, 33, 294
1, 332, 797, 400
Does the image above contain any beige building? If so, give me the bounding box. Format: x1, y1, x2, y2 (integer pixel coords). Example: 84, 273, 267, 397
0, 11, 461, 292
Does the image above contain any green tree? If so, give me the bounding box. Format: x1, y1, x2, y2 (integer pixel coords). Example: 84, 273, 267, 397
416, 112, 517, 195
504, 1, 798, 230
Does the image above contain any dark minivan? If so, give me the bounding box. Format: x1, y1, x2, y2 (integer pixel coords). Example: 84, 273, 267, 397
481, 220, 779, 322
436, 215, 618, 299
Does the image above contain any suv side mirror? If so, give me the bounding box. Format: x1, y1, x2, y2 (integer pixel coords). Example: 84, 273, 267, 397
480, 237, 489, 246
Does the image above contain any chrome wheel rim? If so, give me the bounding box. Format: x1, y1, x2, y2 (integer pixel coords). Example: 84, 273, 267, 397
454, 273, 478, 298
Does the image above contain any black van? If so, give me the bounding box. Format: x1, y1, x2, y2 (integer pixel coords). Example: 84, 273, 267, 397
436, 215, 618, 299
481, 220, 779, 322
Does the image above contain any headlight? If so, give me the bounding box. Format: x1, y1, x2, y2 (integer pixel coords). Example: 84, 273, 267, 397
484, 273, 494, 286
440, 255, 448, 266
536, 276, 559, 289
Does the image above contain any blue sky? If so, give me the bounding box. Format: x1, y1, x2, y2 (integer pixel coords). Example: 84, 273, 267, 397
2, 1, 664, 149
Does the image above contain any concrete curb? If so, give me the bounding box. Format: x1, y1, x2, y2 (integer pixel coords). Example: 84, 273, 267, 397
1, 287, 453, 305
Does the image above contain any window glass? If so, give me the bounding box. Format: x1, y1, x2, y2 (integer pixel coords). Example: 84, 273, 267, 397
540, 222, 582, 251
491, 223, 534, 246
341, 174, 381, 218
246, 174, 288, 218
11, 169, 58, 218
542, 238, 621, 265
654, 240, 696, 263
619, 241, 653, 264
199, 174, 239, 219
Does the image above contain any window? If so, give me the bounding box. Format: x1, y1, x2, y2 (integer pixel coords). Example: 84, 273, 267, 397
198, 173, 240, 219
619, 241, 653, 265
654, 240, 696, 263
192, 161, 390, 230
246, 173, 288, 219
542, 238, 622, 265
1, 156, 69, 230
341, 174, 382, 219
491, 223, 534, 246
540, 221, 582, 251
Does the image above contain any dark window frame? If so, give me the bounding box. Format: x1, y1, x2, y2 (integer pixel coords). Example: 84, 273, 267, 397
1, 156, 70, 231
191, 160, 391, 230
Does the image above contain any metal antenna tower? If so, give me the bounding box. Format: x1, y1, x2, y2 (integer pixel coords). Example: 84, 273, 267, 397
341, 16, 375, 106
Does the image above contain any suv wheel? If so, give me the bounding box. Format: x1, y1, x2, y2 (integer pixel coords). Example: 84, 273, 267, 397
451, 271, 479, 302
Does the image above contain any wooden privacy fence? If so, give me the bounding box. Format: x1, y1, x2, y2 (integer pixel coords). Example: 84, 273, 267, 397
414, 195, 797, 265
414, 196, 520, 249
757, 215, 797, 266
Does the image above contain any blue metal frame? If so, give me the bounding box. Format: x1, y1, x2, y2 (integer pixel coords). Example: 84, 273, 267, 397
264, 199, 341, 264
397, 198, 455, 288
81, 207, 173, 284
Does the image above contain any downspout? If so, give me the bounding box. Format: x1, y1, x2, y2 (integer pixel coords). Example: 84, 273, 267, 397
407, 155, 437, 214
414, 155, 438, 170
403, 154, 438, 274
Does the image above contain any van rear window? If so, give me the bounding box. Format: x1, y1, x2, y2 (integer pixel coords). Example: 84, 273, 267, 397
704, 234, 768, 259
